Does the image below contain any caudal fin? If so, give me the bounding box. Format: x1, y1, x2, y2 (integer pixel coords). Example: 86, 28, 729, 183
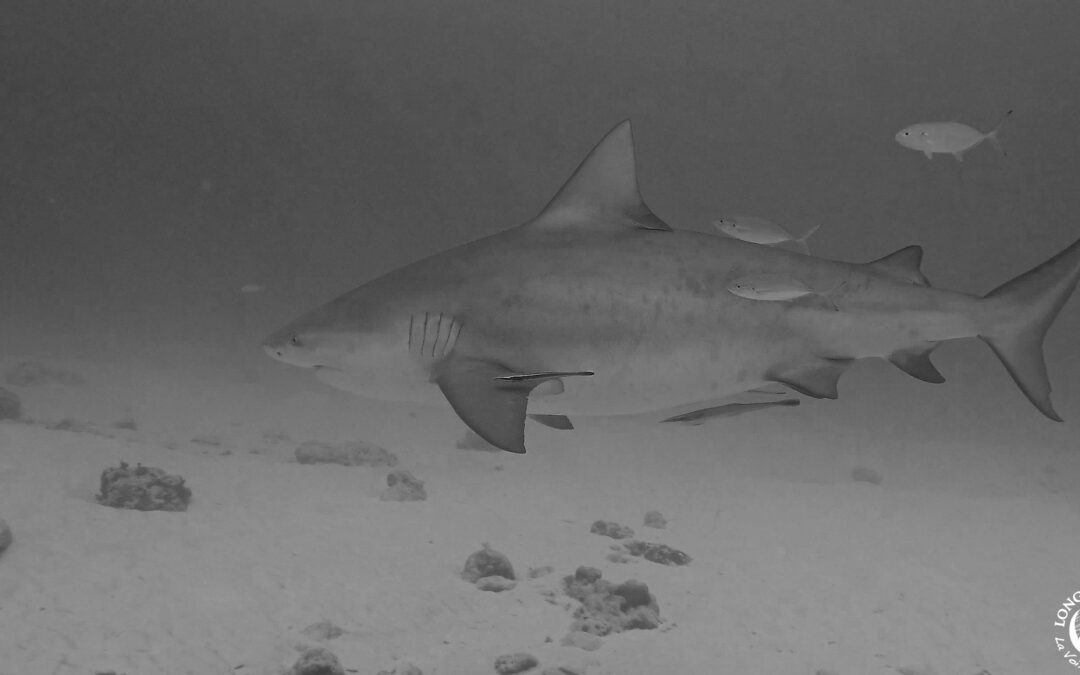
979, 236, 1080, 421
794, 223, 821, 254
984, 109, 1013, 157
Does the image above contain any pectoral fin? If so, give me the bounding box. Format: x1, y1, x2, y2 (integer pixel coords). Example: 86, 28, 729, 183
661, 399, 800, 425
434, 358, 592, 453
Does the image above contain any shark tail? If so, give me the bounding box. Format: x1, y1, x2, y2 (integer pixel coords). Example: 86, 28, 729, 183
978, 235, 1080, 421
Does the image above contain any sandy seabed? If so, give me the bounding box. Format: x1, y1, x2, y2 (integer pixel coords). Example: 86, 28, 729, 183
0, 352, 1077, 675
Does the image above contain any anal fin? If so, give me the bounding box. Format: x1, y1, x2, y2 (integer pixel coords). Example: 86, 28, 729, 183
766, 358, 854, 399
529, 414, 574, 430
888, 345, 945, 384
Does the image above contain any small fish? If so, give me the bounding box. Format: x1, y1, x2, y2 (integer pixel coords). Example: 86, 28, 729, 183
895, 109, 1013, 161
713, 215, 820, 254
661, 399, 801, 425
728, 274, 840, 309
240, 284, 265, 294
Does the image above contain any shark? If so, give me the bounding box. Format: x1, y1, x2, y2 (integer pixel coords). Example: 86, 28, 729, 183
263, 120, 1080, 453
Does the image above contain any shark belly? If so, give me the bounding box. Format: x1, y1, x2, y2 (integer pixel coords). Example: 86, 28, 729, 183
481, 300, 811, 417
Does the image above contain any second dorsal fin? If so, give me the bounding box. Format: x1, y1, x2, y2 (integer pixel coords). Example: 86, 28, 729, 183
865, 245, 931, 286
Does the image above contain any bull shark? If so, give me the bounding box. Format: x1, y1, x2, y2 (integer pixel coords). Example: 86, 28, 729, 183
263, 120, 1080, 453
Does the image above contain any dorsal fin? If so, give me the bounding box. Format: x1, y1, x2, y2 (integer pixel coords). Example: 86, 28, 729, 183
866, 245, 931, 286
533, 120, 671, 232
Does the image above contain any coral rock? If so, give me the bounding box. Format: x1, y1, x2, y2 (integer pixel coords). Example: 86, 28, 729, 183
620, 540, 691, 566
589, 520, 634, 539
296, 440, 398, 467
96, 462, 192, 512
563, 567, 660, 634
493, 652, 538, 675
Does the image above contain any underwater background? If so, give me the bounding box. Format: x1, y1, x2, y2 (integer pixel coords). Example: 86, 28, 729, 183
1, 1, 1079, 674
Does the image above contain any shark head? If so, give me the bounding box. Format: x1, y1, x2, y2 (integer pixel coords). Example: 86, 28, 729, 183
263, 292, 430, 400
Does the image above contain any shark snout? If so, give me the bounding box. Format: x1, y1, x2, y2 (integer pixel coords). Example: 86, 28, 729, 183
262, 330, 312, 366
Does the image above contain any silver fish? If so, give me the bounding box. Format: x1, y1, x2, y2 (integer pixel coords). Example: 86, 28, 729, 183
713, 215, 819, 254
895, 110, 1013, 161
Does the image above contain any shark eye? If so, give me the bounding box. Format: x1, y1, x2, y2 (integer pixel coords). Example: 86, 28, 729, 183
290, 335, 302, 347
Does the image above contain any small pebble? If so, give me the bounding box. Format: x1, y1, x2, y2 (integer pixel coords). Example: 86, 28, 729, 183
376, 664, 423, 675
5, 360, 84, 386
590, 520, 634, 539
0, 519, 12, 557
301, 620, 344, 641
112, 417, 137, 430
851, 466, 883, 485
0, 387, 21, 420
462, 543, 515, 583
494, 653, 538, 675
561, 630, 603, 651
527, 565, 554, 578
643, 510, 666, 528
288, 647, 344, 675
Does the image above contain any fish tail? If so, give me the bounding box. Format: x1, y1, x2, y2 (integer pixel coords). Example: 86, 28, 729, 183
796, 223, 821, 244
978, 235, 1080, 421
984, 109, 1013, 157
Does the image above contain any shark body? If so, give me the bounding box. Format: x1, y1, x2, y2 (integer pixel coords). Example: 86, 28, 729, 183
264, 120, 1080, 452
